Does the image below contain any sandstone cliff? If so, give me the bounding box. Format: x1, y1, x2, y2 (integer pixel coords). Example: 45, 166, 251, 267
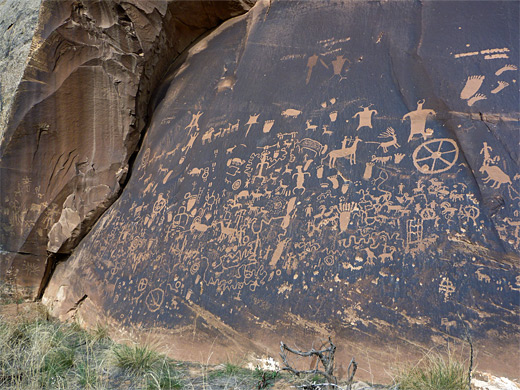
1, 0, 519, 382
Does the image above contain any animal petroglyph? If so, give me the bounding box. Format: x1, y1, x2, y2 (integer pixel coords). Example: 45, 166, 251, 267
403, 100, 435, 142
328, 136, 362, 167
479, 164, 511, 188
412, 139, 459, 174
281, 109, 302, 118
377, 127, 400, 153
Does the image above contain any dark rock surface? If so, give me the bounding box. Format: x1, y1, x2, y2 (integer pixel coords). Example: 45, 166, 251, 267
0, 0, 254, 298
2, 0, 519, 381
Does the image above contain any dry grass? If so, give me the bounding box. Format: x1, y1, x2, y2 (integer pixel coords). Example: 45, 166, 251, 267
394, 350, 469, 390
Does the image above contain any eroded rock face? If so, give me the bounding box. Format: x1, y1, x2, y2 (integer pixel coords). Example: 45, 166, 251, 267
42, 0, 520, 379
0, 0, 254, 298
0, 0, 41, 138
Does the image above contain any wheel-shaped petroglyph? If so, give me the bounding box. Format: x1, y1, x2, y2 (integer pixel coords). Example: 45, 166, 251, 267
145, 288, 164, 312
412, 139, 459, 174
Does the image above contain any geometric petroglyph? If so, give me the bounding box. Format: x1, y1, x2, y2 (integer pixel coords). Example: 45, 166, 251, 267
412, 139, 459, 174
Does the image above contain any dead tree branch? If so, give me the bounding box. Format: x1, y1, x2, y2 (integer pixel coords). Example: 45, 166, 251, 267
346, 358, 357, 390
280, 337, 338, 386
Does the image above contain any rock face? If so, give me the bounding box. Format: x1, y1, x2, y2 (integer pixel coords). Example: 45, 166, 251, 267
0, 0, 254, 298
0, 0, 41, 138
3, 0, 520, 381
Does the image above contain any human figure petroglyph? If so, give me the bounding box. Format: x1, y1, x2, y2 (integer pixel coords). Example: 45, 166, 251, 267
403, 100, 435, 142
182, 132, 199, 153
439, 277, 455, 302
185, 111, 203, 133
479, 142, 495, 165
252, 151, 270, 184
293, 166, 310, 194
353, 106, 377, 130
328, 136, 362, 167
331, 55, 348, 78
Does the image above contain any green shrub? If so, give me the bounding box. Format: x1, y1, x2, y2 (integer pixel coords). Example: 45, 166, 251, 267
146, 363, 183, 390
111, 343, 162, 374
396, 352, 467, 390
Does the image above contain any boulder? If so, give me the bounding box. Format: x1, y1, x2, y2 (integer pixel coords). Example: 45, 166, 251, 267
0, 0, 254, 298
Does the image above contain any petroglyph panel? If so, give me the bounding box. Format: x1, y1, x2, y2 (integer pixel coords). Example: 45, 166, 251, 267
43, 0, 519, 376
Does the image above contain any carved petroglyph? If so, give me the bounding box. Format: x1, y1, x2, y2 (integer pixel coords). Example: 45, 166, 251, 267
479, 142, 512, 189
480, 164, 511, 189
491, 81, 509, 94
402, 100, 435, 142
245, 114, 260, 136
439, 277, 455, 302
495, 64, 517, 76
281, 109, 302, 118
412, 139, 459, 174
460, 75, 485, 100
328, 136, 362, 167
376, 127, 400, 153
185, 111, 203, 133
353, 106, 377, 130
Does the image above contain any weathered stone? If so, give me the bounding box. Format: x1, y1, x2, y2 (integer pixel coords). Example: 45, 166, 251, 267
0, 0, 41, 138
0, 0, 254, 298
1, 0, 518, 382
41, 0, 520, 381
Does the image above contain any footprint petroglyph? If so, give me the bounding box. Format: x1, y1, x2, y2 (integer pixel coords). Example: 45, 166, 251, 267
467, 93, 487, 106
495, 64, 518, 76
460, 75, 485, 100
491, 81, 509, 94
